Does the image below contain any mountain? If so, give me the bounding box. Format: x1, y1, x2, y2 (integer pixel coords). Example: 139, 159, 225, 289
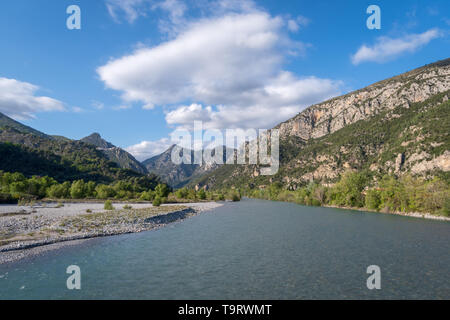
0, 112, 49, 139
80, 133, 148, 175
143, 145, 232, 187
0, 116, 158, 185
193, 58, 450, 190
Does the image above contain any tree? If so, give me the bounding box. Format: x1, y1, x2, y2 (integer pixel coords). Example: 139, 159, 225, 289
197, 189, 207, 200
153, 196, 162, 207
155, 184, 170, 198
70, 180, 86, 199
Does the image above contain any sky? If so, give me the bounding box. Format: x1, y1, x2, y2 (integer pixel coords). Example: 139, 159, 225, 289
0, 0, 449, 160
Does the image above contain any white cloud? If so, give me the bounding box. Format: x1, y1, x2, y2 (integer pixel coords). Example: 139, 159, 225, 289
287, 15, 310, 32
98, 10, 340, 130
351, 29, 442, 65
166, 73, 341, 130
125, 138, 172, 160
0, 77, 65, 120
105, 0, 151, 23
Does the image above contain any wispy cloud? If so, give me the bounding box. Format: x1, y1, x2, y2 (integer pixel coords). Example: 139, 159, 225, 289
351, 29, 442, 65
287, 15, 310, 32
0, 77, 65, 120
105, 0, 151, 23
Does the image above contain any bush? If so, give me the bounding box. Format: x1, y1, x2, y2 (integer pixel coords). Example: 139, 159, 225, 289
123, 204, 132, 210
216, 193, 225, 201
104, 200, 114, 210
229, 191, 241, 202
365, 189, 381, 211
197, 189, 207, 200
153, 196, 162, 207
96, 184, 116, 199
70, 180, 86, 199
139, 190, 155, 201
155, 184, 170, 198
175, 188, 189, 199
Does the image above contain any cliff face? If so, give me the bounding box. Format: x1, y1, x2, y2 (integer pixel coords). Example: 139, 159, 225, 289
277, 60, 450, 141
192, 58, 450, 190
143, 145, 231, 187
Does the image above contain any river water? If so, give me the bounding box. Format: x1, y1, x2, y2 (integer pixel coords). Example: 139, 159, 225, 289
0, 198, 449, 299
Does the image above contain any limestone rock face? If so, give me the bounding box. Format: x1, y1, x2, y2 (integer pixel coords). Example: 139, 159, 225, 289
190, 59, 450, 190
276, 61, 450, 142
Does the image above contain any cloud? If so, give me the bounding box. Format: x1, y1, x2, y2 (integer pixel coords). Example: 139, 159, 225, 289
165, 73, 341, 130
351, 29, 442, 65
98, 10, 340, 129
125, 138, 172, 161
106, 0, 186, 29
105, 0, 151, 23
287, 15, 310, 32
0, 77, 65, 120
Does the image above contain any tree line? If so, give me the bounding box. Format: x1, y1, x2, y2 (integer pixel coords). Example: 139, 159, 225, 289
246, 171, 450, 216
0, 171, 240, 205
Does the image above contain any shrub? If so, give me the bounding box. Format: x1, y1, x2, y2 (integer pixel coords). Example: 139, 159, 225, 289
197, 189, 207, 200
123, 204, 132, 210
216, 193, 225, 201
70, 180, 86, 199
175, 188, 189, 199
139, 190, 155, 201
365, 189, 381, 211
155, 184, 170, 198
104, 200, 114, 210
229, 191, 241, 202
153, 196, 162, 207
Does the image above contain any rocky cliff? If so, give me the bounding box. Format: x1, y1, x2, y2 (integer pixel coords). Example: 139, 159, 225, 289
192, 58, 450, 190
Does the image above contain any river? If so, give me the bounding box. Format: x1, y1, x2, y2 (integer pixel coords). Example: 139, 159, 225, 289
0, 198, 449, 299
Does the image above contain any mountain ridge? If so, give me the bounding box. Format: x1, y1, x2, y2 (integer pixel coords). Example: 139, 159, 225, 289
191, 58, 450, 190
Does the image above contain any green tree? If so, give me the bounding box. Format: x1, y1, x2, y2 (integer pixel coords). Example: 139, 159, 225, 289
197, 189, 207, 200
155, 184, 170, 198
70, 180, 86, 199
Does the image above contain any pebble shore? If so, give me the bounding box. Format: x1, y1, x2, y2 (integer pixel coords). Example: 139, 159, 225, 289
0, 202, 223, 264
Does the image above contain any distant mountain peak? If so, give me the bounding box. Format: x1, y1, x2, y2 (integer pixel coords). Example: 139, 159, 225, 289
80, 133, 148, 174
81, 132, 115, 149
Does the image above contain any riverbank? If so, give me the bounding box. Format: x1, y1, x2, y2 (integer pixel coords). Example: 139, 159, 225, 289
245, 196, 450, 222
323, 204, 450, 221
0, 202, 223, 264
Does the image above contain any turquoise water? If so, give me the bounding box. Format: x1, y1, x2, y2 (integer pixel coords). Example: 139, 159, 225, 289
0, 198, 449, 299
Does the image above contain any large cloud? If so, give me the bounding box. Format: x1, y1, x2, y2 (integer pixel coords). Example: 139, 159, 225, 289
0, 77, 65, 120
351, 29, 442, 65
165, 73, 341, 130
98, 11, 342, 129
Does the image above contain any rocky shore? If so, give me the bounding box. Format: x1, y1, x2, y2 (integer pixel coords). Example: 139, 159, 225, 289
0, 202, 223, 264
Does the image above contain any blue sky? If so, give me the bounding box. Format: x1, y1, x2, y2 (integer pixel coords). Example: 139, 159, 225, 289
0, 0, 449, 160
